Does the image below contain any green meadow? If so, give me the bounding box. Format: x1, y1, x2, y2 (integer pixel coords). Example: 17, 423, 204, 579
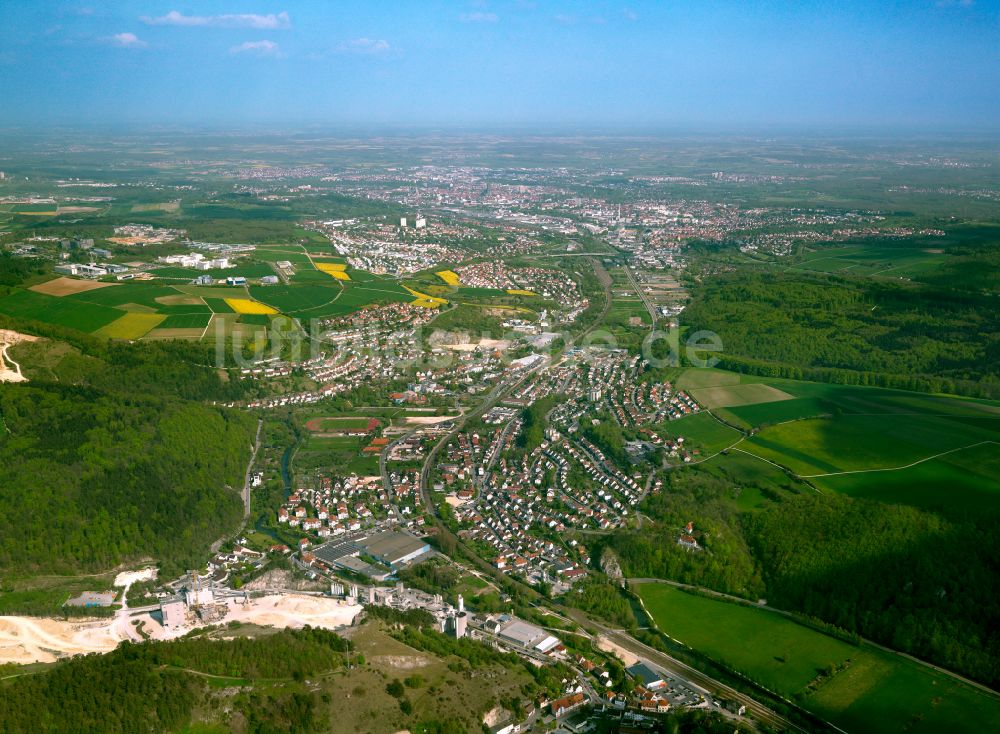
660, 411, 742, 454
678, 368, 1000, 511
636, 583, 1000, 734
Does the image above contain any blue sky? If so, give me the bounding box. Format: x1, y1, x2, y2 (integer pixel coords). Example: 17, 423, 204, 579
1, 1, 998, 129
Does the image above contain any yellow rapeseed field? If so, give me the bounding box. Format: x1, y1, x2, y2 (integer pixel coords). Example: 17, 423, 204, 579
404, 285, 448, 308
224, 298, 278, 315
435, 270, 461, 286
315, 262, 351, 281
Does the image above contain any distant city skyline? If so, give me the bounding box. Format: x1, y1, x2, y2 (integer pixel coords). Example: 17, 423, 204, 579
2, 1, 999, 130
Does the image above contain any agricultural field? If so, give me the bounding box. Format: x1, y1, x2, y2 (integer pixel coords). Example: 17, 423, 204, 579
659, 411, 742, 455
688, 382, 794, 409
435, 269, 461, 285
0, 289, 122, 332
403, 285, 448, 309
786, 244, 949, 279
248, 283, 342, 314
0, 276, 287, 340
677, 368, 1000, 511
129, 201, 180, 213
676, 368, 740, 391
152, 261, 275, 280
224, 297, 278, 315
159, 313, 213, 329
94, 312, 166, 339
294, 432, 374, 476
29, 277, 114, 297
636, 583, 1000, 734
315, 261, 350, 281
0, 239, 447, 342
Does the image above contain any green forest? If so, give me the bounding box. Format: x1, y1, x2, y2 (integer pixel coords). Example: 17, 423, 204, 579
0, 317, 257, 581
602, 472, 1000, 688
0, 383, 254, 576
682, 270, 1000, 398
0, 627, 347, 733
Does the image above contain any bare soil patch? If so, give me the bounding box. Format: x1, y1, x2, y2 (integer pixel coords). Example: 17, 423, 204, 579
30, 277, 115, 297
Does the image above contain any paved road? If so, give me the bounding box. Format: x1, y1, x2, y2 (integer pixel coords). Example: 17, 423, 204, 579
404, 256, 810, 730
565, 607, 811, 734
242, 419, 264, 523
211, 418, 263, 554
419, 359, 550, 506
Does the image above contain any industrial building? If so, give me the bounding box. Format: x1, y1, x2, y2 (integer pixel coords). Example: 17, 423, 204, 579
355, 531, 431, 569
489, 616, 561, 655
159, 600, 187, 628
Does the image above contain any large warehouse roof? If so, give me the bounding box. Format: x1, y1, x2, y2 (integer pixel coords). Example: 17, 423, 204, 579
356, 531, 429, 565
498, 619, 545, 647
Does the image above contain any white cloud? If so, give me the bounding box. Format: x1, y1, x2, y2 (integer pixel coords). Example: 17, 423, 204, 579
460, 12, 498, 23
109, 32, 146, 48
230, 39, 282, 56
142, 10, 291, 29
336, 37, 391, 55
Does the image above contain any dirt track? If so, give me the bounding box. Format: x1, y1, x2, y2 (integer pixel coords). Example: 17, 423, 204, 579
0, 330, 37, 383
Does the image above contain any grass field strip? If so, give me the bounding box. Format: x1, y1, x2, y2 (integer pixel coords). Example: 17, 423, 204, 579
636, 578, 1000, 701
795, 439, 999, 478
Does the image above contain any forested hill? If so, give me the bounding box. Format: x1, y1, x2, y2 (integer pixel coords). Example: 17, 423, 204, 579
0, 627, 349, 733
682, 270, 1000, 399
0, 318, 256, 577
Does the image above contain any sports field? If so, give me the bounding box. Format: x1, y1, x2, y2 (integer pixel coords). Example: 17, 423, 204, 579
305, 416, 379, 433
636, 583, 1000, 734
